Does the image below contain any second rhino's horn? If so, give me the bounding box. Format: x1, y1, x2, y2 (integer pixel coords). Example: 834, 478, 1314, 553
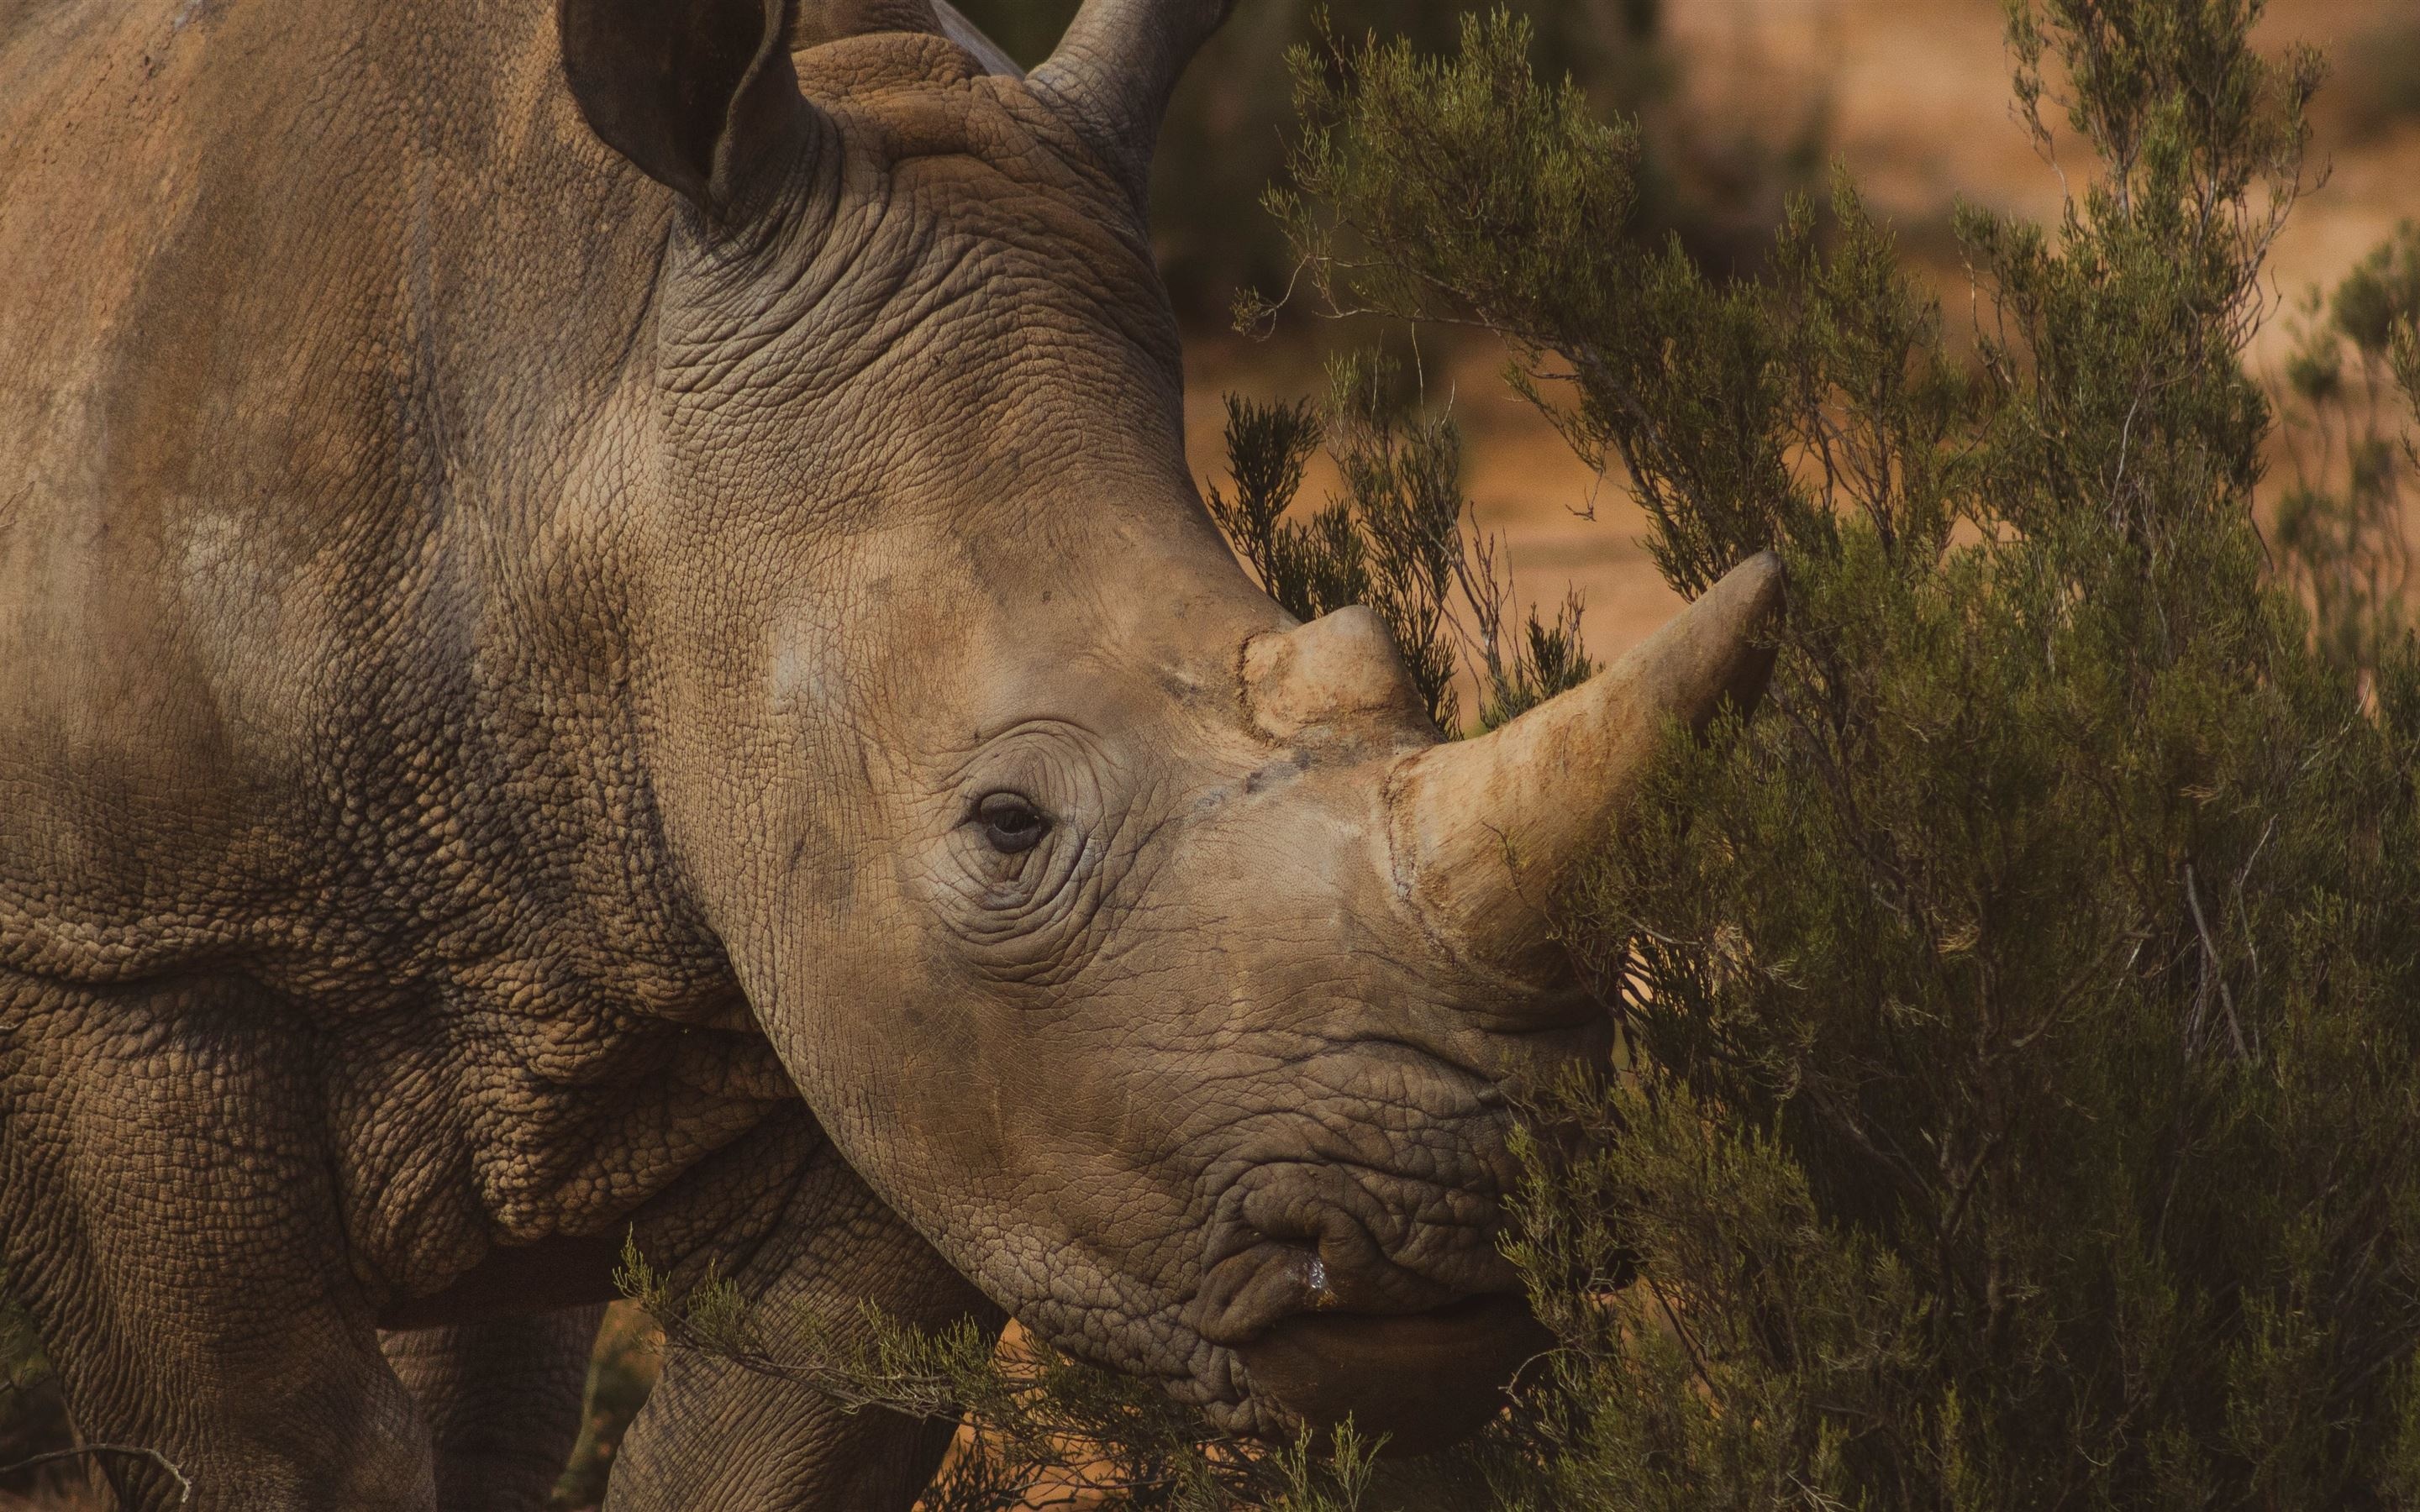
790, 1, 1023, 76
1389, 552, 1786, 979
1032, 0, 1236, 200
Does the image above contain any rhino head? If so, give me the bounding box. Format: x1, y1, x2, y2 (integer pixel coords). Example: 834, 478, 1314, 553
558, 0, 1781, 1444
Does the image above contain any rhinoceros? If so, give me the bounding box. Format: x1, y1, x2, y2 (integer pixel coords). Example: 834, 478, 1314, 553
0, 0, 1781, 1505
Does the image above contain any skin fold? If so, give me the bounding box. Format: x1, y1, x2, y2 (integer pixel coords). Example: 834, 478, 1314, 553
0, 1, 1778, 1506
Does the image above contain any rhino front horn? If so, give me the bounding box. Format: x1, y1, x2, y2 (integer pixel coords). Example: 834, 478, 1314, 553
1389, 552, 1786, 980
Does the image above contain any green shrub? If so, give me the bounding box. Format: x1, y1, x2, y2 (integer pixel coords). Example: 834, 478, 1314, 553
1265, 2, 2420, 1504
1204, 354, 1595, 735
949, 0, 1811, 318
2274, 222, 2420, 683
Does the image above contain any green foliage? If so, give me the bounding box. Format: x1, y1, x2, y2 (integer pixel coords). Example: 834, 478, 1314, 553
2272, 223, 2420, 683
2329, 223, 2420, 361
1320, 354, 1470, 731
1275, 14, 1964, 599
551, 1305, 660, 1509
960, 0, 1657, 315
1500, 1076, 1926, 1509
1260, 2, 2420, 1506
1204, 397, 1367, 633
950, 0, 1807, 317
1205, 354, 1596, 735
2400, 309, 2420, 416
1270, 13, 1643, 348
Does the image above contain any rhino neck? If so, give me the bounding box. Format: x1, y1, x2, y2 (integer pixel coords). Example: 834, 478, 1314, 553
0, 0, 872, 1302
0, 0, 774, 1011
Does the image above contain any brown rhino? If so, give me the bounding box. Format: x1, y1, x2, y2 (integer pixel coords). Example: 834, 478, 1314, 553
0, 0, 1781, 1506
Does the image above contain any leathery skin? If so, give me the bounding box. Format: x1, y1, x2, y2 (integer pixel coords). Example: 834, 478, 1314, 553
0, 1, 1776, 1505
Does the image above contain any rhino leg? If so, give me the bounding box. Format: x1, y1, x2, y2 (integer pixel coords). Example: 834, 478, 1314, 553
0, 974, 439, 1511
381, 1306, 606, 1511
605, 1140, 1001, 1512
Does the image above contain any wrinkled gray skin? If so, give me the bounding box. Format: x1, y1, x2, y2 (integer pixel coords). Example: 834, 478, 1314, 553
0, 0, 1779, 1507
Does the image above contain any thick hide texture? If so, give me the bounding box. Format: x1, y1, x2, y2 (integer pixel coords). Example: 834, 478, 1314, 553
0, 2, 1778, 1508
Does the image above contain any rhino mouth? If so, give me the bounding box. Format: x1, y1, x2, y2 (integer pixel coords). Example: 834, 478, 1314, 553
1230, 1292, 1549, 1448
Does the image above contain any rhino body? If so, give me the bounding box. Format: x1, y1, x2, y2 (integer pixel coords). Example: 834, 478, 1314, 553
0, 1, 1780, 1506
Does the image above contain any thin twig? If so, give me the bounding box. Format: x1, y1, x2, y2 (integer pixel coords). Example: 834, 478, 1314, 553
0, 1445, 192, 1505
2183, 863, 2249, 1062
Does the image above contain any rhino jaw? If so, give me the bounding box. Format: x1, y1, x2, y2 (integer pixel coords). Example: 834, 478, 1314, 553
1232, 1293, 1550, 1449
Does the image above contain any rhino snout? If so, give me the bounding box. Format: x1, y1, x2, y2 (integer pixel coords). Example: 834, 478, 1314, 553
1184, 1164, 1540, 1448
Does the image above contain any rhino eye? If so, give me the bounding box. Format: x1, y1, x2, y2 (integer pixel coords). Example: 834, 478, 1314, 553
975, 793, 1050, 855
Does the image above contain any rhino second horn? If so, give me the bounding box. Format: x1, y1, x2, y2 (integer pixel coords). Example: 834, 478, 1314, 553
1388, 552, 1786, 980
1241, 607, 1434, 742
788, 0, 1022, 76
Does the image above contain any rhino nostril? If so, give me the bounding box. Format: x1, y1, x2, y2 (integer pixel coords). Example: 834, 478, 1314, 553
1305, 1254, 1340, 1310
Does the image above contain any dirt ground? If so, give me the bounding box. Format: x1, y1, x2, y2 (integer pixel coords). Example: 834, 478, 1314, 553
1185, 0, 2420, 668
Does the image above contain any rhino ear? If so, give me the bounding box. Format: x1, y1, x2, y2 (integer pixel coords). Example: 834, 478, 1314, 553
560, 0, 814, 219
